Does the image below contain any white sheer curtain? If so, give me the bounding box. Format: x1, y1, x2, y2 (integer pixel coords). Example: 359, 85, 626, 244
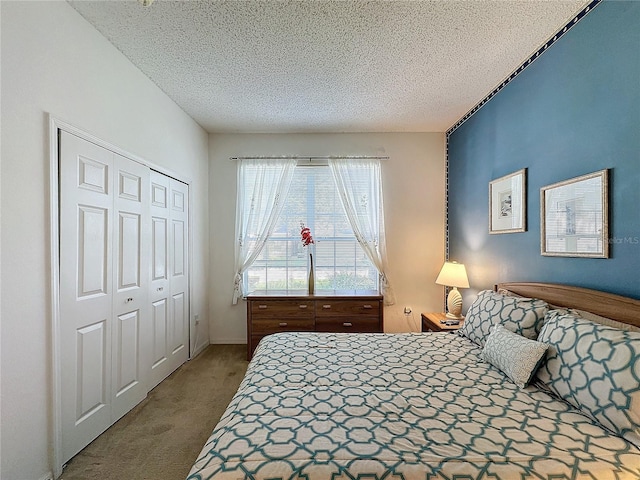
232, 159, 297, 304
328, 159, 396, 305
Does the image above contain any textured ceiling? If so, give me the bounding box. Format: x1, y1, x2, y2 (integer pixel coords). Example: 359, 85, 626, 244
68, 0, 591, 133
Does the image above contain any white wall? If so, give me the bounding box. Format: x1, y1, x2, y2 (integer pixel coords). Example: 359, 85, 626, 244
208, 133, 446, 344
0, 2, 209, 479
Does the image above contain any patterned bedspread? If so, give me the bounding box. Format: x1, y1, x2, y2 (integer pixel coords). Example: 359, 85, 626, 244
188, 332, 640, 479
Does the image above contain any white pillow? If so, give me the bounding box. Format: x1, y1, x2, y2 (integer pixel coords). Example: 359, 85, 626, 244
537, 310, 640, 448
459, 290, 549, 347
482, 324, 549, 388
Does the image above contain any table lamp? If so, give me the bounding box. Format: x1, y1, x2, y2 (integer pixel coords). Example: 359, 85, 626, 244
435, 261, 470, 319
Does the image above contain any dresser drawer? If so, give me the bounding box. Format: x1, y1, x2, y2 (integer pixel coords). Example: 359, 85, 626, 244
315, 299, 380, 317
315, 317, 382, 333
251, 318, 315, 334
250, 300, 314, 318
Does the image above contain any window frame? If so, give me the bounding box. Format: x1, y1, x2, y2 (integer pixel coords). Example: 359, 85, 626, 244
242, 162, 380, 294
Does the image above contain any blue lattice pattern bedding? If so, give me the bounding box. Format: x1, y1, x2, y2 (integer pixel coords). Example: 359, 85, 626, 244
188, 332, 640, 479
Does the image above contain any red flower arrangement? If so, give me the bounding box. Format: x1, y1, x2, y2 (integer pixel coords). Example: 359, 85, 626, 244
300, 223, 315, 294
300, 223, 314, 247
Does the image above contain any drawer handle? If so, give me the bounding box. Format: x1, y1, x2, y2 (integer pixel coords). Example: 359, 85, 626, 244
299, 305, 308, 309
279, 322, 288, 327
322, 304, 332, 309
258, 305, 268, 309
343, 322, 353, 327
363, 304, 372, 309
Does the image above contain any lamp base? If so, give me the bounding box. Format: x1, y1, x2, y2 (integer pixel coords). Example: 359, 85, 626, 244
446, 287, 464, 319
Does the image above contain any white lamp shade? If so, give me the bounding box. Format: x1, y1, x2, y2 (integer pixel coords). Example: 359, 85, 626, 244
435, 262, 469, 288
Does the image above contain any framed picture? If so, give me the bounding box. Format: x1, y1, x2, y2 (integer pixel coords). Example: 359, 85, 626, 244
540, 169, 609, 258
489, 169, 526, 234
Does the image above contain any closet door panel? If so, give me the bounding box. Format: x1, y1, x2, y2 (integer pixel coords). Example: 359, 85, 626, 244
77, 206, 109, 297
75, 320, 108, 423
172, 219, 185, 277
114, 310, 140, 396
148, 171, 173, 388
168, 179, 189, 370
152, 217, 168, 281
59, 131, 114, 463
118, 212, 141, 288
111, 154, 150, 422
171, 292, 186, 354
151, 298, 168, 369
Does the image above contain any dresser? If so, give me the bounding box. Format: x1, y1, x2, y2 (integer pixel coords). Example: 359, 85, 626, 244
246, 291, 384, 360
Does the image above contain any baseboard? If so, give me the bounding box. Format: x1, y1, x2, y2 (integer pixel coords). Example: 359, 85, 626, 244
190, 340, 209, 359
209, 338, 246, 345
190, 338, 247, 359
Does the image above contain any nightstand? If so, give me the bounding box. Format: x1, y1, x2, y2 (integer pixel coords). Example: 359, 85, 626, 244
421, 312, 464, 333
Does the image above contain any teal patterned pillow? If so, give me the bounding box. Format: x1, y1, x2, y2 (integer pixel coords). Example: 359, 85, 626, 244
459, 290, 549, 347
482, 324, 549, 388
537, 310, 640, 448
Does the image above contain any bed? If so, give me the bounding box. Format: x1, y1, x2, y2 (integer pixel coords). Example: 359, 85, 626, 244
188, 282, 640, 479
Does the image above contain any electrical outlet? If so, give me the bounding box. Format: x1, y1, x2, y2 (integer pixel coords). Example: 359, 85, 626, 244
403, 306, 412, 315
194, 314, 200, 326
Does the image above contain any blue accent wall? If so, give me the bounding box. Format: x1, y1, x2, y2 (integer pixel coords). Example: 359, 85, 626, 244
448, 1, 640, 302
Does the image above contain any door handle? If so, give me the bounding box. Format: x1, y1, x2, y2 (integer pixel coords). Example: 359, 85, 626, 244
343, 322, 353, 327
279, 322, 288, 327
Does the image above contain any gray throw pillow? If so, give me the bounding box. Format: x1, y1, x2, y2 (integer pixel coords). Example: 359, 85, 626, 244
482, 324, 549, 388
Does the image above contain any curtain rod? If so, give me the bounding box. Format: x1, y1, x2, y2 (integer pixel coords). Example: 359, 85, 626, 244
229, 155, 389, 161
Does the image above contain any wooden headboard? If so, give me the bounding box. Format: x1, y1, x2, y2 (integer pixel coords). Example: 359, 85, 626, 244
496, 282, 640, 328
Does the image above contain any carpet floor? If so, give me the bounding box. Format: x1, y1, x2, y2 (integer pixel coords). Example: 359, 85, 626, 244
60, 344, 247, 480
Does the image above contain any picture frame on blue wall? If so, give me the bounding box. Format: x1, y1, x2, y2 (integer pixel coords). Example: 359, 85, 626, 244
489, 168, 526, 234
540, 169, 609, 258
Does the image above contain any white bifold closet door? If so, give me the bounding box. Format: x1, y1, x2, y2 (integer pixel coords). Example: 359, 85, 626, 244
149, 170, 189, 389
58, 131, 189, 464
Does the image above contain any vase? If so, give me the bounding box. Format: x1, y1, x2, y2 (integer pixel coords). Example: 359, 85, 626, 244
308, 253, 315, 295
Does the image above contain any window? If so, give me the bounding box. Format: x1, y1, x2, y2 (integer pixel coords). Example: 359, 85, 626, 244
244, 164, 378, 293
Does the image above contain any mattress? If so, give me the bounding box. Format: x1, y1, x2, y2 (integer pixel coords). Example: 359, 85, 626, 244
188, 332, 640, 479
